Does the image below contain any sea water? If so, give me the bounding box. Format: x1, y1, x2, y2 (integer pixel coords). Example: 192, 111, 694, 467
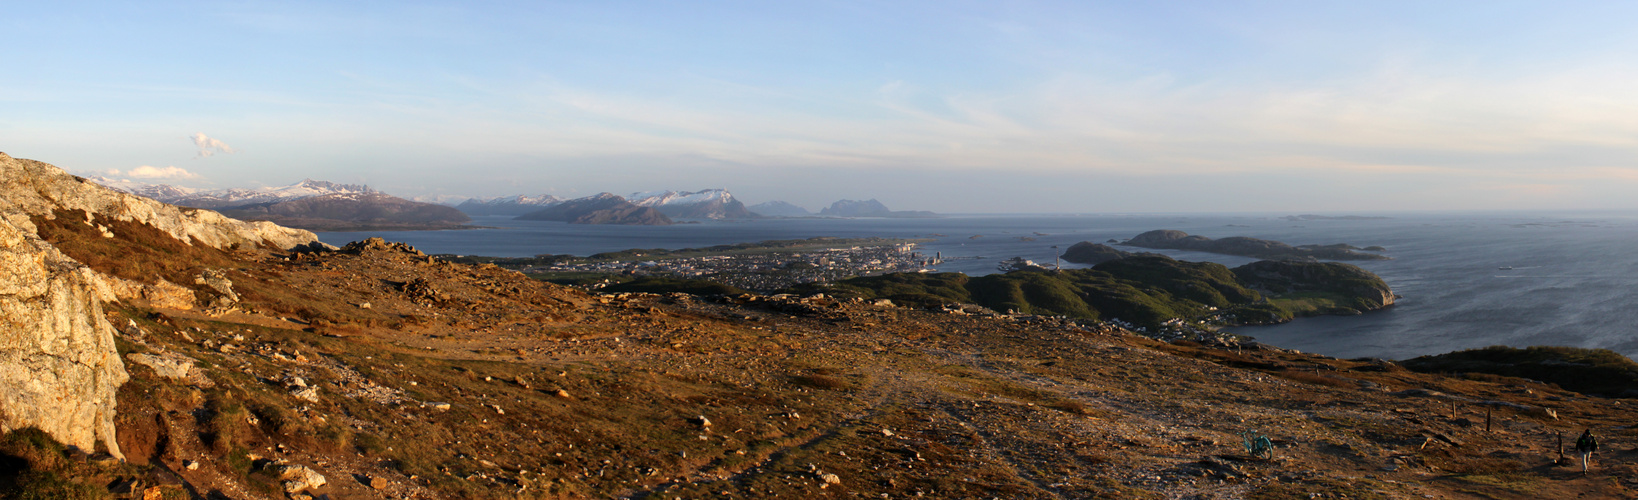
317, 211, 1638, 360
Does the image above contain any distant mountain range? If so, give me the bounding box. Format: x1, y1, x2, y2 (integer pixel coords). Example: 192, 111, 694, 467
514, 193, 672, 225
461, 189, 755, 220
90, 176, 938, 228
89, 178, 469, 231
455, 195, 567, 216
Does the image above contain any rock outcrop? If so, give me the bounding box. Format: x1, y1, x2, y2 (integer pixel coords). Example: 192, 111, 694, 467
0, 216, 127, 459
0, 151, 329, 461
1, 153, 322, 250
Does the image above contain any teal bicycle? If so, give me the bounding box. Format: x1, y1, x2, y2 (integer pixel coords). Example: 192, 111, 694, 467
1240, 430, 1273, 459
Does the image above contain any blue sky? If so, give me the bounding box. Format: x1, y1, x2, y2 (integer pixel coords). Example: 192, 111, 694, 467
6, 1, 1638, 212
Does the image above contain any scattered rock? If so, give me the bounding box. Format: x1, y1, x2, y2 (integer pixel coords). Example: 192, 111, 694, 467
291, 386, 320, 403
125, 352, 196, 381
277, 464, 328, 493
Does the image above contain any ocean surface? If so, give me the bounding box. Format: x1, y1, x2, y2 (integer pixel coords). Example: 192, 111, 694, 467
317, 211, 1638, 361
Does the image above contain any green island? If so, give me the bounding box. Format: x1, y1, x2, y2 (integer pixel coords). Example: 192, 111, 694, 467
793, 255, 1394, 332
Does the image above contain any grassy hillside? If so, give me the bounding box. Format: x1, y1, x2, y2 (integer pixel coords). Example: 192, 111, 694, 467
1401, 346, 1638, 397
795, 256, 1389, 328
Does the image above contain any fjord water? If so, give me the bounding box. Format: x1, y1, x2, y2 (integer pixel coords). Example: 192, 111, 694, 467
318, 212, 1638, 360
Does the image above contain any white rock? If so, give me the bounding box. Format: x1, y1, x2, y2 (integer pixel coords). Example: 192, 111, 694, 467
291, 387, 320, 403
278, 464, 328, 493
126, 353, 195, 380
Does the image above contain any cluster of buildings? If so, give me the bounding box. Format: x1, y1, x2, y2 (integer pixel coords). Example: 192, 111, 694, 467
524, 243, 937, 292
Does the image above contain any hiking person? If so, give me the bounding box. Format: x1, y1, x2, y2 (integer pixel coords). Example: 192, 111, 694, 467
1575, 428, 1599, 473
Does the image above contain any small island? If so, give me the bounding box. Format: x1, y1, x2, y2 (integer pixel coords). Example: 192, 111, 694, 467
1121, 230, 1389, 261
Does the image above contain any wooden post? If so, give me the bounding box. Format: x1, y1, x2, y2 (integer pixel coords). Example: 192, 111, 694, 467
1485, 406, 1492, 433
1558, 431, 1565, 463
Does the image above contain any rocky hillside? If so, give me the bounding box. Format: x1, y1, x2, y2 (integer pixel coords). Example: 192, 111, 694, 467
0, 152, 323, 466
8, 151, 1638, 499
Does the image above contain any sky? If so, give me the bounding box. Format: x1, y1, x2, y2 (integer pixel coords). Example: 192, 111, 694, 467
6, 1, 1638, 213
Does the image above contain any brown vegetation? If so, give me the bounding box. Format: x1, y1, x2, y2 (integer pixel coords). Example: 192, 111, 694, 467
16, 222, 1638, 499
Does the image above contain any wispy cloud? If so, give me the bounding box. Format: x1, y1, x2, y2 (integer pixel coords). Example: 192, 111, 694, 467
190, 132, 237, 158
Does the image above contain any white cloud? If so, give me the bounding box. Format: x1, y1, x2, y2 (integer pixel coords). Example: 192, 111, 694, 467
190, 132, 237, 158
127, 165, 202, 179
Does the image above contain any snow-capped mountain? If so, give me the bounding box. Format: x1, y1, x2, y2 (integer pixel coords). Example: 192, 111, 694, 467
515, 193, 671, 225
90, 178, 375, 209
171, 179, 376, 209
455, 194, 566, 216
626, 189, 754, 219
83, 176, 200, 200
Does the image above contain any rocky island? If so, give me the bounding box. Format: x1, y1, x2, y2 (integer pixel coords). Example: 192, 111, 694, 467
1121, 229, 1390, 261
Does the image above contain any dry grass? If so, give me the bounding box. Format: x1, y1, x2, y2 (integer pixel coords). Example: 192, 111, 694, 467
32, 208, 237, 288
